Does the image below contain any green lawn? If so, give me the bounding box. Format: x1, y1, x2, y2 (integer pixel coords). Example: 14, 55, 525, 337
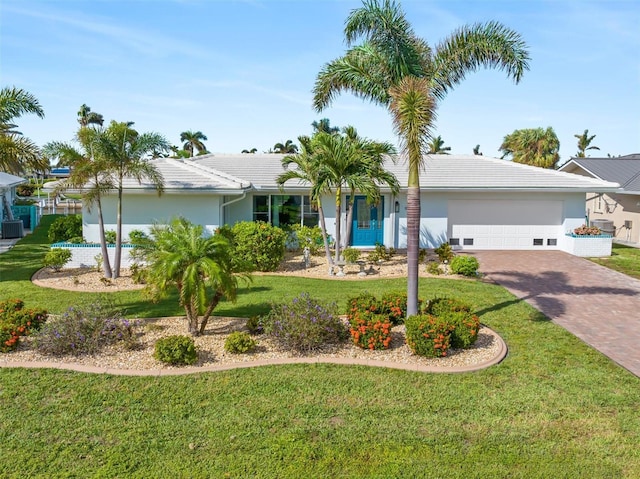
1, 216, 640, 478
590, 243, 640, 279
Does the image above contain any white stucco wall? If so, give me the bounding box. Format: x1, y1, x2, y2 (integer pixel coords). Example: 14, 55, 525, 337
83, 193, 222, 242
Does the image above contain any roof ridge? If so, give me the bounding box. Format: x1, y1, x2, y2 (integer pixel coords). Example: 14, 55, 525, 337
165, 158, 250, 188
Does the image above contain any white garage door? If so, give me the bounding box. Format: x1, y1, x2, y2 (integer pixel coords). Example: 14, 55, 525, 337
448, 200, 563, 250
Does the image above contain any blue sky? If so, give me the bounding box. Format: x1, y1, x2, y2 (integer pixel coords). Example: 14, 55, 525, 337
2, 0, 639, 163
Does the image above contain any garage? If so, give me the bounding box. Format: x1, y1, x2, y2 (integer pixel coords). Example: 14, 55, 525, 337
447, 199, 564, 250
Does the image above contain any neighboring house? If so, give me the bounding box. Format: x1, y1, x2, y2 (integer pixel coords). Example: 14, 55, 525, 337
559, 154, 640, 245
81, 154, 619, 254
0, 172, 27, 222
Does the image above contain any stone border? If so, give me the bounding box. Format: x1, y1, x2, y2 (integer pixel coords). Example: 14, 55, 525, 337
0, 326, 508, 376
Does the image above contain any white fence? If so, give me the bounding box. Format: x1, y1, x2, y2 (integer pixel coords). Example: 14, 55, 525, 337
563, 234, 612, 257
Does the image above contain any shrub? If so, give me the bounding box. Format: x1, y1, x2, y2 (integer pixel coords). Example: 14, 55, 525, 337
154, 335, 198, 365
379, 291, 407, 325
261, 293, 347, 352
224, 331, 257, 354
346, 292, 380, 321
218, 221, 287, 272
434, 242, 454, 263
426, 261, 442, 275
367, 243, 395, 263
348, 311, 392, 350
287, 225, 324, 255
43, 248, 72, 272
0, 300, 48, 353
418, 248, 429, 263
450, 256, 480, 277
246, 316, 263, 335
128, 229, 149, 244
67, 236, 84, 244
441, 311, 480, 349
48, 214, 82, 243
405, 314, 452, 358
423, 297, 472, 316
129, 263, 147, 284
34, 297, 137, 355
342, 247, 361, 263
104, 230, 117, 244
17, 184, 35, 196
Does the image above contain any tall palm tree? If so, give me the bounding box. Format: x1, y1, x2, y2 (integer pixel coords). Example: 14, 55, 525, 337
499, 127, 560, 169
311, 118, 340, 135
140, 217, 244, 336
44, 127, 115, 278
313, 0, 529, 315
180, 130, 208, 157
99, 121, 168, 278
427, 135, 451, 154
77, 104, 104, 128
574, 129, 600, 158
0, 86, 47, 174
273, 140, 298, 154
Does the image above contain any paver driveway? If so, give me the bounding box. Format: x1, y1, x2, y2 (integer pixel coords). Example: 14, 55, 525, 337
471, 250, 640, 377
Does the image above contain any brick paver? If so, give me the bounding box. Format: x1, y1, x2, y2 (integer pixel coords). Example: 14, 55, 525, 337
472, 250, 640, 377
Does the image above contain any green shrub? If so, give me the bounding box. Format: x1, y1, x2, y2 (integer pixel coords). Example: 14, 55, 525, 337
154, 335, 198, 365
379, 291, 408, 325
246, 316, 263, 335
405, 314, 452, 358
261, 293, 347, 352
218, 221, 286, 272
67, 236, 84, 244
43, 248, 72, 272
16, 184, 35, 196
426, 261, 442, 275
129, 263, 147, 284
441, 310, 480, 349
34, 297, 137, 355
128, 229, 149, 244
423, 297, 472, 316
48, 214, 82, 243
346, 292, 380, 321
450, 255, 480, 276
342, 247, 361, 263
104, 230, 117, 244
418, 248, 429, 263
0, 300, 48, 353
367, 243, 395, 263
288, 225, 324, 255
224, 331, 257, 354
348, 311, 392, 350
434, 242, 454, 263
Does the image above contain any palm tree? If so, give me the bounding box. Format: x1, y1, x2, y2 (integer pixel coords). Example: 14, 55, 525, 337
0, 86, 47, 174
44, 127, 115, 278
574, 129, 600, 158
313, 0, 529, 315
77, 104, 104, 128
427, 135, 451, 154
273, 140, 298, 154
473, 144, 482, 155
499, 127, 560, 169
180, 130, 208, 157
241, 148, 258, 154
311, 118, 340, 135
140, 217, 245, 336
99, 121, 168, 278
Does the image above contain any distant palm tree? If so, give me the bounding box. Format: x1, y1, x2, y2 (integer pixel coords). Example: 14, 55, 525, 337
241, 148, 258, 154
574, 129, 600, 158
273, 140, 298, 154
77, 104, 104, 128
427, 135, 451, 154
500, 127, 560, 169
180, 130, 208, 157
311, 118, 340, 135
313, 0, 529, 315
140, 217, 245, 336
0, 86, 47, 174
473, 144, 482, 155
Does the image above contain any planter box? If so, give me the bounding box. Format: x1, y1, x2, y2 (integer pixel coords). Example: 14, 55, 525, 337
563, 234, 612, 257
50, 243, 137, 269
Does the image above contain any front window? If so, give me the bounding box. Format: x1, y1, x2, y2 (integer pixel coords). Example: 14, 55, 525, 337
252, 194, 319, 228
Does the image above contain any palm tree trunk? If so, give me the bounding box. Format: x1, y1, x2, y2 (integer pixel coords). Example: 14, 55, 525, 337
406, 186, 420, 316
95, 195, 113, 279
199, 291, 223, 335
113, 184, 123, 279
316, 201, 334, 275
334, 188, 342, 265
344, 192, 356, 250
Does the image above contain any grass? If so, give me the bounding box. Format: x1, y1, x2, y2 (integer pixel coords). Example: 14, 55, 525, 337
589, 243, 640, 279
1, 216, 640, 477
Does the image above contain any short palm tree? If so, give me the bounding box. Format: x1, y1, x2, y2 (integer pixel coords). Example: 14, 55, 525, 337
574, 129, 600, 158
180, 130, 208, 157
273, 140, 298, 154
99, 121, 168, 278
427, 135, 451, 154
313, 0, 529, 314
77, 104, 104, 128
0, 86, 47, 174
141, 217, 245, 336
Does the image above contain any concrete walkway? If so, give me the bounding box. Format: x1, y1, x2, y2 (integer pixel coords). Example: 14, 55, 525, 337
472, 250, 640, 377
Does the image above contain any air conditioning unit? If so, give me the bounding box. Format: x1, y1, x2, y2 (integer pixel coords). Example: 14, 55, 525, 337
624, 220, 633, 229
1, 220, 24, 239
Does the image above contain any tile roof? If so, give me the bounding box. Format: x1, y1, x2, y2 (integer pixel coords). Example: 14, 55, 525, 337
0, 172, 26, 188
559, 154, 640, 193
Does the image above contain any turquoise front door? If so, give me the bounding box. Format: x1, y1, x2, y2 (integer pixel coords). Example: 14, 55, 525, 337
351, 196, 384, 246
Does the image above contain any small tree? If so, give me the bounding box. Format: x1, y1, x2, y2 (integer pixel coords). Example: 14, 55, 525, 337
139, 217, 248, 336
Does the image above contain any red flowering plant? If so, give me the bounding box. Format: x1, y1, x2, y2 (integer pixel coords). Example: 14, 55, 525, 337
348, 311, 392, 350
405, 314, 453, 358
0, 299, 47, 352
